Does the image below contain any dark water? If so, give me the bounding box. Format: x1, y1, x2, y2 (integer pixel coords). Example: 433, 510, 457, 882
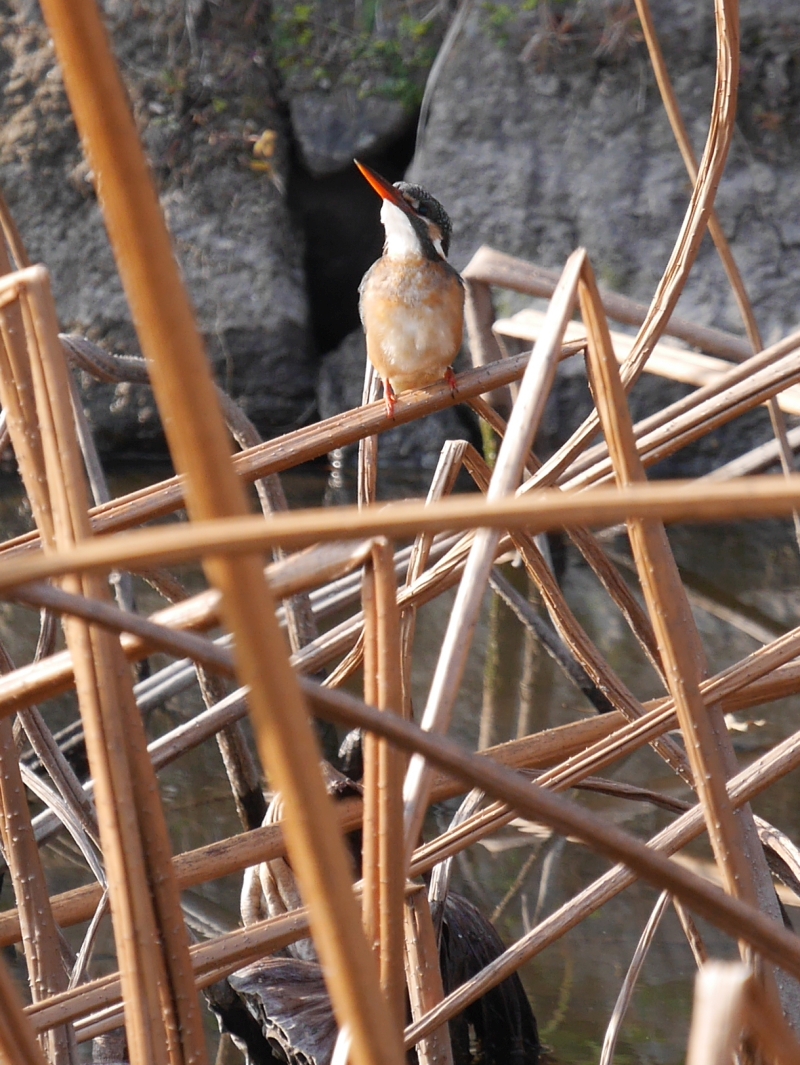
3, 464, 800, 1064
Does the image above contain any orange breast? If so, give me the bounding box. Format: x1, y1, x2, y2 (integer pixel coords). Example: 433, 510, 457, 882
360, 256, 465, 394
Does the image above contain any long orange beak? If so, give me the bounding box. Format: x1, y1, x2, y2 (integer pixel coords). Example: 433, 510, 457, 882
354, 159, 410, 212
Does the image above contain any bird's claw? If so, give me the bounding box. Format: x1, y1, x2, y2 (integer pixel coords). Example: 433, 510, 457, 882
383, 380, 397, 419
444, 366, 458, 397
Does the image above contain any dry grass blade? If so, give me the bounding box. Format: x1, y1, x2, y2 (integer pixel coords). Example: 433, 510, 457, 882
599, 891, 670, 1065
402, 248, 586, 858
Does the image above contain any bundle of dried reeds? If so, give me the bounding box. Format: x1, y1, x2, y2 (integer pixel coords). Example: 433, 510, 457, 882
0, 0, 800, 1064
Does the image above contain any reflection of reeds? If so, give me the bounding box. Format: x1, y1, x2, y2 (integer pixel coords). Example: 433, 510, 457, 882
0, 0, 800, 1062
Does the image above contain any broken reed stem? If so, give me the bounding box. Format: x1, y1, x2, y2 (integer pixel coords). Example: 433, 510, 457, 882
403, 888, 455, 1065
554, 329, 800, 493
402, 248, 585, 861
362, 540, 406, 1030
464, 446, 687, 764
358, 362, 380, 509
0, 956, 50, 1065
461, 246, 751, 365
686, 962, 800, 1065
466, 401, 665, 680
361, 555, 380, 953
0, 658, 75, 1065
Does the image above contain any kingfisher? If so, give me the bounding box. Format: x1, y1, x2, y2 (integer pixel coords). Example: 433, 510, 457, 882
355, 160, 465, 418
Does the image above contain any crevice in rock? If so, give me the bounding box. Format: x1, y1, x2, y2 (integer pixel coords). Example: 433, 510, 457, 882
286, 118, 419, 357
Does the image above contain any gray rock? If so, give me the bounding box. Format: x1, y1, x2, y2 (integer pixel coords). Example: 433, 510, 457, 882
0, 0, 315, 453
317, 328, 478, 470
406, 0, 800, 469
290, 88, 410, 177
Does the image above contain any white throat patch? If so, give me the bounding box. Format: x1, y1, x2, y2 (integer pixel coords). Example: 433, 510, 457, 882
380, 200, 421, 259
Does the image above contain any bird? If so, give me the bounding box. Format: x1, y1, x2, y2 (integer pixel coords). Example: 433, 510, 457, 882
355, 160, 465, 418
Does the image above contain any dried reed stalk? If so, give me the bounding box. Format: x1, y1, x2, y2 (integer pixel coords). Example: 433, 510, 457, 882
9, 472, 800, 599
394, 706, 800, 1046
403, 887, 455, 1065
18, 267, 206, 1065
28, 909, 311, 1034
361, 539, 405, 1027
0, 714, 622, 949
534, 0, 741, 483
375, 546, 405, 993
37, 2, 405, 1059
402, 248, 585, 859
358, 363, 381, 508
579, 258, 790, 1016
0, 957, 51, 1065
305, 683, 800, 980
0, 347, 543, 561
686, 962, 800, 1065
400, 440, 469, 714
0, 662, 76, 1065
463, 447, 689, 777
632, 0, 800, 538
555, 329, 800, 491
598, 891, 671, 1065
462, 246, 751, 365
466, 400, 665, 679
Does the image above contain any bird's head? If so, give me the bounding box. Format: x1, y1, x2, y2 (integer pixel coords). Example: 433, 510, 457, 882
355, 160, 453, 263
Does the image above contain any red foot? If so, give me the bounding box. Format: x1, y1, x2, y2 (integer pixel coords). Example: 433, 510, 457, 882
383, 380, 397, 419
444, 366, 458, 397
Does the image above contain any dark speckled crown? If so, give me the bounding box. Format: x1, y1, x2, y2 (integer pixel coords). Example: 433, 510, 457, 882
393, 181, 453, 258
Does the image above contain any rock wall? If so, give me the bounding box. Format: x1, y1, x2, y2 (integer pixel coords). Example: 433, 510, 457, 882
0, 0, 314, 452
405, 0, 800, 467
